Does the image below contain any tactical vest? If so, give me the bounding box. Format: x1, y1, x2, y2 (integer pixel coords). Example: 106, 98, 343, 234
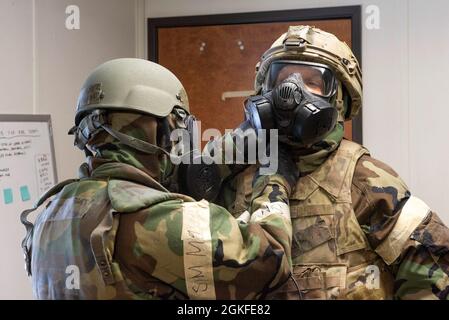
234, 140, 395, 299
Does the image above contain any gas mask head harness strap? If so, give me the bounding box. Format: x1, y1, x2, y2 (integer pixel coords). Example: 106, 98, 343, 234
68, 108, 191, 158
68, 108, 223, 202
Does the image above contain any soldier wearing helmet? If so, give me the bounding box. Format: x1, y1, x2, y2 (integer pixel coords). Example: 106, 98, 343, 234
21, 58, 298, 300
221, 26, 449, 300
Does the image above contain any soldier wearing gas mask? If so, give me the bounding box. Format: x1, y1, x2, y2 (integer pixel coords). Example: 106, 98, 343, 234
220, 26, 449, 300
20, 58, 298, 300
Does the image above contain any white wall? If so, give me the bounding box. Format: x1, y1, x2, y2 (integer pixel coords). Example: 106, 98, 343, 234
0, 0, 35, 301
408, 0, 449, 224
37, 0, 140, 182
0, 0, 34, 115
0, 0, 140, 299
0, 0, 145, 181
147, 0, 449, 224
1, 0, 448, 300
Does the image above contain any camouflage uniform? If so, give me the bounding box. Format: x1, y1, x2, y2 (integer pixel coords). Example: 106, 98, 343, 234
24, 112, 294, 300
221, 139, 449, 300
22, 59, 298, 300
217, 25, 449, 300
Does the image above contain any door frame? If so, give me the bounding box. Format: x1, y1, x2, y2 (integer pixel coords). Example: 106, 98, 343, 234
148, 5, 363, 143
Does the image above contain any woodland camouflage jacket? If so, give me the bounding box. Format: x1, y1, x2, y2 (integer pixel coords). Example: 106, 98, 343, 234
29, 159, 294, 300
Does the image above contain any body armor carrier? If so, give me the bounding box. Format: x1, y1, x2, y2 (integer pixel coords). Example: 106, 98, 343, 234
234, 140, 395, 299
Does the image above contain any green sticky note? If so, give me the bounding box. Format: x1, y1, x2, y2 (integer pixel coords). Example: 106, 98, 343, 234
20, 186, 31, 202
3, 188, 13, 204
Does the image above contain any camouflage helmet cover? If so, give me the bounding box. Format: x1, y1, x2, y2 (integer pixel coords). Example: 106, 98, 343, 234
255, 25, 362, 120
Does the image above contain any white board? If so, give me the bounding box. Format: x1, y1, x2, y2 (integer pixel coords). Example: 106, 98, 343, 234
0, 115, 57, 299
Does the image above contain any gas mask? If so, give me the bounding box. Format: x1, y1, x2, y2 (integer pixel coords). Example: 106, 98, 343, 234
70, 107, 225, 202
179, 65, 340, 201
245, 61, 338, 147
166, 108, 223, 201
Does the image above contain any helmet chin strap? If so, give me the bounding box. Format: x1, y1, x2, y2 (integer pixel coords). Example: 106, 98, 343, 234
100, 124, 170, 157
70, 110, 171, 158
69, 109, 207, 184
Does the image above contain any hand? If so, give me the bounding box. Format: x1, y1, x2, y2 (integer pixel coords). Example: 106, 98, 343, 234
256, 143, 299, 192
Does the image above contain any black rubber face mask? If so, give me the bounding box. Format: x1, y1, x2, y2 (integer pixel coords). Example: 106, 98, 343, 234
244, 73, 338, 147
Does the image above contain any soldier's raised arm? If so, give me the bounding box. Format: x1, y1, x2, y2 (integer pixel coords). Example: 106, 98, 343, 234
351, 155, 449, 300
24, 59, 297, 300
114, 146, 298, 300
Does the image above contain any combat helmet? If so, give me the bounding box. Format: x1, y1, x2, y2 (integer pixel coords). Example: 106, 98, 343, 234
255, 25, 362, 120
71, 58, 191, 155
75, 58, 189, 125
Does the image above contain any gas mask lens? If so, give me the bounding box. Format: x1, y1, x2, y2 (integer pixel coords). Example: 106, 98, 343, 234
265, 61, 336, 99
